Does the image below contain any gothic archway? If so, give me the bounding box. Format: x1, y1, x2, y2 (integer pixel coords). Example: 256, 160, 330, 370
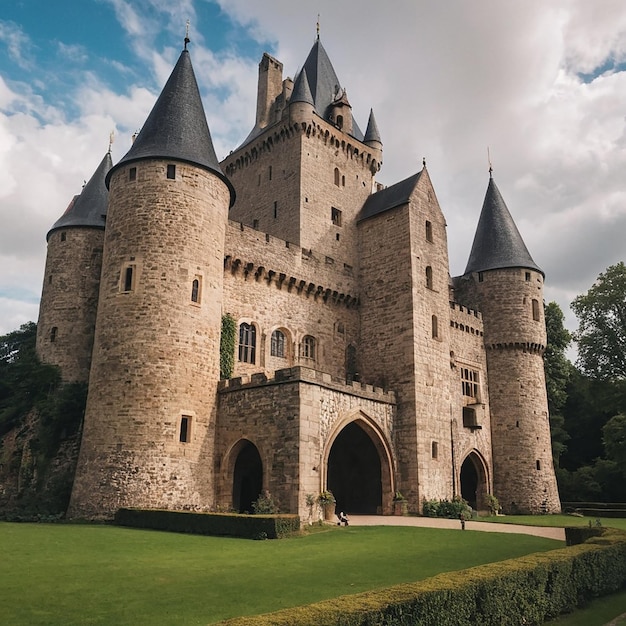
232, 440, 263, 513
460, 451, 488, 511
327, 421, 385, 515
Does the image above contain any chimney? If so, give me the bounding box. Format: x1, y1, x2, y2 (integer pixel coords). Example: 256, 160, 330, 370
256, 53, 283, 129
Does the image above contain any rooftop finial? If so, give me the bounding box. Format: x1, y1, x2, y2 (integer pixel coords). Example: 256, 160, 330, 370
487, 146, 493, 178
184, 19, 190, 49
316, 14, 320, 41
423, 156, 426, 168
108, 130, 115, 153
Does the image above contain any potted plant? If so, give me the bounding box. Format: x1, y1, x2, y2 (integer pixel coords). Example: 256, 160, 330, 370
393, 491, 408, 516
316, 490, 336, 520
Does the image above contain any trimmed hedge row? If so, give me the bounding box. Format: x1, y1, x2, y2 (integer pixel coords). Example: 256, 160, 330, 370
113, 508, 300, 539
218, 529, 626, 625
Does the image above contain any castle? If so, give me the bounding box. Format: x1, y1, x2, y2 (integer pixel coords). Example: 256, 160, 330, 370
35, 35, 561, 520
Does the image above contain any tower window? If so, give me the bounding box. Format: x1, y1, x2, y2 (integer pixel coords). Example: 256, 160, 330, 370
129, 167, 137, 181
334, 167, 340, 186
60, 231, 67, 242
271, 329, 286, 358
426, 266, 433, 289
301, 335, 316, 360
525, 271, 531, 281
463, 406, 478, 428
461, 367, 479, 398
268, 165, 272, 181
253, 219, 259, 229
431, 441, 438, 459
331, 207, 342, 226
191, 276, 202, 304
273, 201, 278, 219
532, 299, 540, 321
478, 272, 484, 282
336, 114, 344, 129
50, 327, 58, 343
536, 460, 541, 471
121, 263, 136, 293
238, 323, 256, 364
179, 415, 191, 443
432, 315, 439, 339
167, 164, 176, 179
425, 220, 433, 242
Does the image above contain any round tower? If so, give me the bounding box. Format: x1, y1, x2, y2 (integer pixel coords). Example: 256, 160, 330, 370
36, 150, 112, 383
458, 173, 560, 514
68, 44, 235, 519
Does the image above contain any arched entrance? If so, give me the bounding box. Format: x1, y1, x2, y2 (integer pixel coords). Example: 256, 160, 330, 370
460, 452, 488, 511
327, 421, 383, 514
232, 440, 263, 513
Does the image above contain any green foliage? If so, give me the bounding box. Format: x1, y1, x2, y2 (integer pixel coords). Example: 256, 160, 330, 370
572, 261, 626, 381
220, 313, 236, 379
316, 490, 335, 505
114, 508, 300, 539
422, 495, 471, 519
486, 494, 500, 515
252, 490, 280, 514
603, 413, 626, 473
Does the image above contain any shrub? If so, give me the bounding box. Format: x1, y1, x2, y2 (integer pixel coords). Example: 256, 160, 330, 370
252, 491, 279, 514
422, 496, 471, 519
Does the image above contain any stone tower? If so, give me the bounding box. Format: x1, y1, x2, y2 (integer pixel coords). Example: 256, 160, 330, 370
36, 150, 112, 383
68, 45, 235, 518
454, 173, 560, 514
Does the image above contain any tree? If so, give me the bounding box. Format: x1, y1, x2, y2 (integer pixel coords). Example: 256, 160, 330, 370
571, 261, 626, 380
544, 301, 572, 466
603, 413, 626, 473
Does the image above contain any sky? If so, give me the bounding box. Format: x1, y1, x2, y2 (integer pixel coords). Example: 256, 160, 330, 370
1, 0, 626, 348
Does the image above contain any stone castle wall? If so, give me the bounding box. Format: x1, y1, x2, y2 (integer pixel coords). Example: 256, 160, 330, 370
36, 227, 103, 383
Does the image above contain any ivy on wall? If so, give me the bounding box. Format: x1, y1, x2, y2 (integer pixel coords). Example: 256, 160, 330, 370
220, 313, 236, 380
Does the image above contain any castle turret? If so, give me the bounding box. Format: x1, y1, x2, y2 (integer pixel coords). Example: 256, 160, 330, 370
68, 43, 235, 519
455, 173, 560, 514
36, 150, 112, 382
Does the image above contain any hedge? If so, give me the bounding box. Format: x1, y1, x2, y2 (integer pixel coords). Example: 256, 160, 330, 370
217, 528, 626, 625
113, 508, 300, 539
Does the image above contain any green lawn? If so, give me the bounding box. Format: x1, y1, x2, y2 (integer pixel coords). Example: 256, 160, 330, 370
480, 513, 626, 531
546, 589, 626, 625
0, 522, 561, 625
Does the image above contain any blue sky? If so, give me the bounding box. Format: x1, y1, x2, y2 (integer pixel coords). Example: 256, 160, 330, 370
1, 0, 626, 346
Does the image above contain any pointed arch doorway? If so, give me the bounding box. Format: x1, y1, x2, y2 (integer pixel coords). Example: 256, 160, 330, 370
460, 451, 488, 511
327, 420, 390, 515
232, 440, 263, 513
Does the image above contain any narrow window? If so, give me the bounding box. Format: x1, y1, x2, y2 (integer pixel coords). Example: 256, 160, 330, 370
532, 299, 540, 321
336, 114, 344, 129
48, 275, 52, 284
191, 277, 201, 304
129, 167, 137, 181
273, 201, 278, 219
238, 323, 256, 364
342, 175, 345, 187
302, 335, 316, 360
334, 167, 340, 186
478, 272, 484, 282
271, 329, 286, 358
253, 219, 259, 229
331, 207, 342, 226
536, 460, 541, 471
426, 266, 433, 289
268, 165, 272, 181
425, 220, 433, 242
179, 416, 191, 443
123, 266, 134, 292
167, 164, 176, 179
50, 327, 58, 342
432, 315, 439, 339
431, 441, 438, 459
336, 233, 340, 241
60, 231, 67, 242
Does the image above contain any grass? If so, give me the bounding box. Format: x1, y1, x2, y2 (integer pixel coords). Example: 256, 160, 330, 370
546, 589, 626, 625
479, 513, 626, 531
0, 522, 561, 625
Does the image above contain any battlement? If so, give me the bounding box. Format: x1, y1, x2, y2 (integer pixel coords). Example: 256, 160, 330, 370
218, 366, 396, 403
449, 301, 483, 336
225, 220, 359, 308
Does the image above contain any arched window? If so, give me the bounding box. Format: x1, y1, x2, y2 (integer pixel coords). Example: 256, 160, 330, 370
426, 266, 433, 289
334, 167, 340, 186
271, 329, 286, 358
50, 327, 58, 342
532, 299, 540, 321
301, 335, 316, 360
336, 114, 344, 129
432, 315, 439, 339
238, 323, 256, 364
425, 220, 433, 242
191, 277, 201, 303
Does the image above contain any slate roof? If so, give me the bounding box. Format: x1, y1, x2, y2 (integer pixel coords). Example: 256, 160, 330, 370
358, 170, 422, 222
106, 48, 234, 206
364, 109, 382, 145
463, 176, 543, 275
291, 67, 314, 105
47, 150, 112, 240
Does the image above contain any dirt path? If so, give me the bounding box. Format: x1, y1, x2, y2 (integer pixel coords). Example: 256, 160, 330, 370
346, 515, 566, 540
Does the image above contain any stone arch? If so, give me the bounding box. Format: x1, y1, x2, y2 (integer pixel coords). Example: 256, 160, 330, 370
226, 438, 264, 513
323, 412, 394, 515
459, 449, 489, 511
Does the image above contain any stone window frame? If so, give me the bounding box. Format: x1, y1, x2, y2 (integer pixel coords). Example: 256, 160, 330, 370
238, 321, 257, 364
119, 261, 138, 293
167, 163, 176, 180
426, 265, 433, 290
270, 328, 287, 358
191, 274, 203, 305
425, 220, 433, 242
331, 207, 342, 227
431, 441, 438, 459
431, 314, 439, 339
129, 166, 137, 181
301, 334, 316, 361
532, 298, 540, 321
50, 326, 58, 343
178, 414, 193, 443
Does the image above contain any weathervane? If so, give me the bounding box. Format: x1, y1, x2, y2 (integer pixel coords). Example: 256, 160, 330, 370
184, 19, 190, 49
487, 146, 493, 177
108, 130, 115, 153
316, 14, 320, 41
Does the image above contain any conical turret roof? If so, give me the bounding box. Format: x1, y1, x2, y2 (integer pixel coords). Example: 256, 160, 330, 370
291, 67, 314, 105
106, 47, 234, 205
464, 175, 542, 276
47, 150, 112, 240
364, 109, 382, 145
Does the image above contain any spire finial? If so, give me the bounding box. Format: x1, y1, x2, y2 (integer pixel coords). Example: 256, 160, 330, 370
108, 130, 115, 153
487, 146, 493, 178
316, 15, 320, 41
184, 19, 190, 49
423, 156, 426, 168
